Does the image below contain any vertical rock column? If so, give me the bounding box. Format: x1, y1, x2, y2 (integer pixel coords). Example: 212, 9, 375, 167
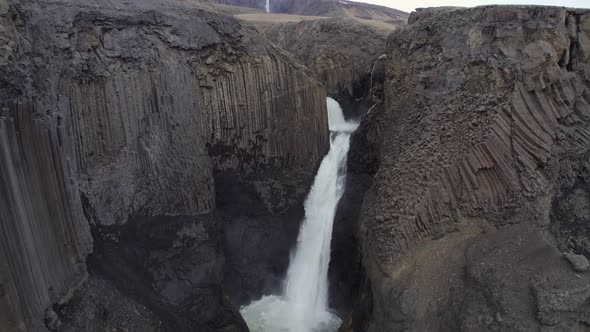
197, 56, 329, 172
68, 67, 216, 226
0, 102, 92, 331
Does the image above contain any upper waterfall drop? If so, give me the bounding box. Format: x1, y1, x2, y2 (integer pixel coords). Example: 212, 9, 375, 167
265, 0, 270, 13
327, 97, 346, 128
240, 98, 358, 332
327, 98, 358, 133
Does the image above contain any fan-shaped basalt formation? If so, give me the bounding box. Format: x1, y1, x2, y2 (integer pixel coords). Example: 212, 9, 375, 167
343, 6, 590, 331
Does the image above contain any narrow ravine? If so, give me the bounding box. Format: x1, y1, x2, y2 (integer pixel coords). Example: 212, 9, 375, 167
240, 98, 359, 332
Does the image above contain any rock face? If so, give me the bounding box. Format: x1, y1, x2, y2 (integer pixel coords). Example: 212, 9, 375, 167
231, 10, 402, 306
52, 275, 164, 331
255, 17, 392, 103
218, 168, 312, 305
331, 102, 384, 317
345, 6, 590, 331
0, 0, 329, 330
0, 102, 93, 332
225, 0, 407, 114
64, 4, 328, 228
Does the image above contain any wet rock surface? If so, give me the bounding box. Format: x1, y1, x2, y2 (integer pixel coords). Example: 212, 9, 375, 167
228, 3, 397, 318
331, 102, 384, 318
216, 169, 312, 305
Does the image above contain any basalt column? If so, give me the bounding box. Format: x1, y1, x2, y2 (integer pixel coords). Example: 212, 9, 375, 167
352, 6, 590, 331
0, 0, 329, 330
0, 102, 92, 331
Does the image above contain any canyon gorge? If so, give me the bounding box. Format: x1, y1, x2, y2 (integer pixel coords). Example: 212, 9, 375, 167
1, 0, 589, 331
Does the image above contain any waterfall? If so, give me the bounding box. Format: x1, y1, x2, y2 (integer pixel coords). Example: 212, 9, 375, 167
240, 98, 358, 332
265, 0, 270, 13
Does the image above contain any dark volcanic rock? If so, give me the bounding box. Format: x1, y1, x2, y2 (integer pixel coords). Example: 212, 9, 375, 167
231, 2, 398, 314
53, 275, 164, 332
535, 278, 590, 327
83, 214, 248, 332
330, 102, 383, 318
564, 253, 589, 272
344, 5, 590, 331
0, 101, 92, 332
253, 17, 394, 110
216, 169, 310, 305
0, 0, 329, 330
551, 180, 590, 258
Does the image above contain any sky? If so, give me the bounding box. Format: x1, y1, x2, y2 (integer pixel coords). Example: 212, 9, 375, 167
355, 0, 589, 14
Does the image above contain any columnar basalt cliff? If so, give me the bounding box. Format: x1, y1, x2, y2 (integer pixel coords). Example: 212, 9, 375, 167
65, 4, 328, 228
344, 6, 590, 331
256, 18, 394, 100
331, 102, 384, 318
6, 0, 590, 331
0, 0, 329, 330
0, 102, 93, 332
0, 3, 93, 330
227, 10, 403, 306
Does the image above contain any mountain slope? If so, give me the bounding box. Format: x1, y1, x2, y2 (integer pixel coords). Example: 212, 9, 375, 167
213, 0, 408, 24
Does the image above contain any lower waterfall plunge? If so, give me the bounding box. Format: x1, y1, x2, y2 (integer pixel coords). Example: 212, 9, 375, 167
240, 98, 358, 332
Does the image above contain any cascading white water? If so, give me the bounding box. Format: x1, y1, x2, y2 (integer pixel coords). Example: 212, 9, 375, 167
265, 0, 270, 13
240, 98, 358, 332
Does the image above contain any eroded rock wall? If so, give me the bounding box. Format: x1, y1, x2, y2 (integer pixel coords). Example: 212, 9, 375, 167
257, 17, 392, 106
60, 3, 328, 227
330, 102, 384, 317
216, 0, 408, 23
0, 0, 329, 330
372, 3, 590, 276
0, 2, 94, 330
0, 102, 93, 332
350, 6, 590, 331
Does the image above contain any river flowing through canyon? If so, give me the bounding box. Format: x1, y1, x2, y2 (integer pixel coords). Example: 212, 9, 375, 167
240, 98, 358, 332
